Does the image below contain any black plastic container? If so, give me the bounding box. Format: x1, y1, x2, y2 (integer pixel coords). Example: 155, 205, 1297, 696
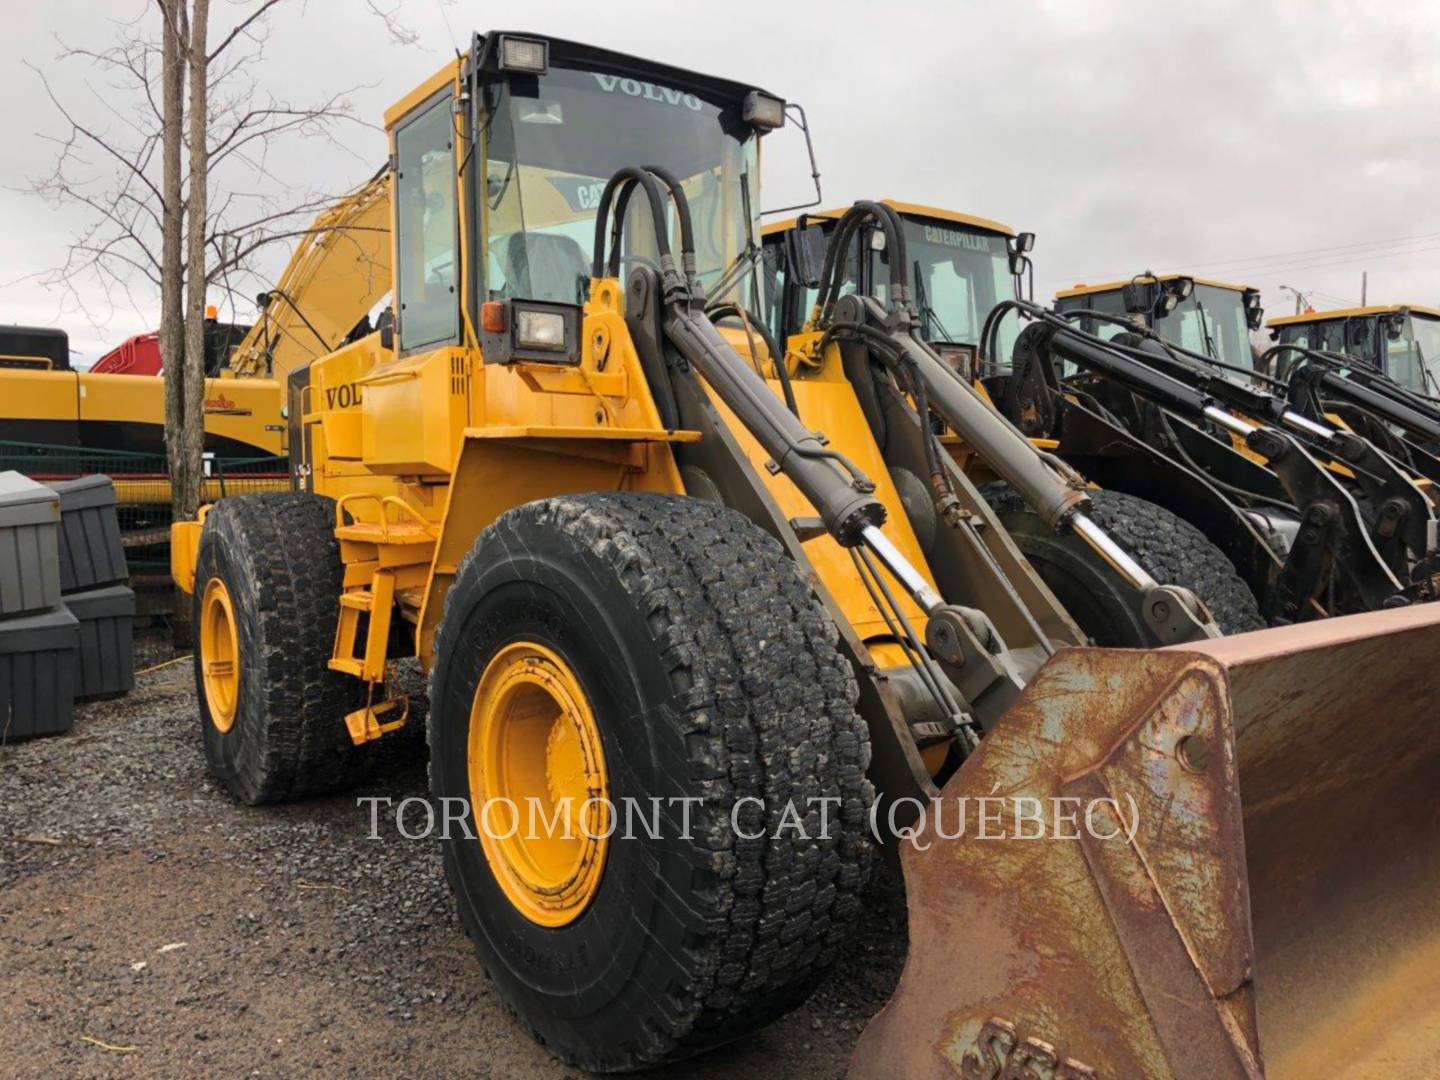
65, 583, 136, 700
0, 605, 79, 740
49, 475, 128, 594
0, 472, 62, 618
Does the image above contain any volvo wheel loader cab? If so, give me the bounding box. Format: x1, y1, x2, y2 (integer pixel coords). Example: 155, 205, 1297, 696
172, 35, 1440, 1077
1057, 273, 1265, 371
1268, 302, 1440, 396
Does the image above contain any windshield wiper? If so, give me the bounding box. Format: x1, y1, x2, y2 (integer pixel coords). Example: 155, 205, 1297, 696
1193, 298, 1219, 361
912, 259, 957, 344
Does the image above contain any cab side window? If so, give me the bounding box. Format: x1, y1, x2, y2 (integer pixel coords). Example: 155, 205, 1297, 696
395, 96, 458, 352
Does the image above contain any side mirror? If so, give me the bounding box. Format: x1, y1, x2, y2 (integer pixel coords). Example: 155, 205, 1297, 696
1121, 281, 1155, 315
1013, 231, 1035, 254
785, 221, 828, 289
380, 322, 395, 351
1244, 289, 1265, 331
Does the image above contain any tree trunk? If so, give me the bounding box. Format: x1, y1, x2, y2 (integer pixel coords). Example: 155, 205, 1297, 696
180, 0, 211, 520
159, 0, 188, 521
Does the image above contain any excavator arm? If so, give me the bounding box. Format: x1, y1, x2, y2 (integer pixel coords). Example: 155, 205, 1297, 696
228, 169, 392, 380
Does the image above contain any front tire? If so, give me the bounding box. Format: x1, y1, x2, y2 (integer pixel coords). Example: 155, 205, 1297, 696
982, 484, 1265, 641
193, 492, 370, 803
428, 493, 872, 1072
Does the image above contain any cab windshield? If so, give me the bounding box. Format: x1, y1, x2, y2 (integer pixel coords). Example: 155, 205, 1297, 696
888, 220, 1019, 363
1160, 286, 1252, 368
484, 65, 760, 306
1275, 314, 1440, 394
764, 216, 1019, 364
1058, 283, 1253, 369
1384, 315, 1440, 394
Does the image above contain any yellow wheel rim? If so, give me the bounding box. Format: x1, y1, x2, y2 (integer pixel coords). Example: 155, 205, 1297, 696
468, 641, 610, 927
199, 577, 241, 734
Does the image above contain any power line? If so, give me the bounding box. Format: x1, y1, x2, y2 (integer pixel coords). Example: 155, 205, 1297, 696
1062, 228, 1440, 288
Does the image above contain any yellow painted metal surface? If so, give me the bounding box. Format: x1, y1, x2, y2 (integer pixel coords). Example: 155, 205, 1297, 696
467, 640, 610, 927
1266, 302, 1440, 328
170, 520, 204, 593
199, 577, 240, 733
1056, 273, 1255, 299
704, 353, 937, 644
229, 172, 392, 380
763, 198, 1015, 238
383, 57, 462, 129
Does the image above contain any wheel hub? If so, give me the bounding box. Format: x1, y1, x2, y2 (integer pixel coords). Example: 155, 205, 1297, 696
199, 577, 241, 733
468, 641, 609, 927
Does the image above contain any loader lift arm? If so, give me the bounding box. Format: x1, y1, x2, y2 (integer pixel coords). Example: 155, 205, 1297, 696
992, 301, 1424, 618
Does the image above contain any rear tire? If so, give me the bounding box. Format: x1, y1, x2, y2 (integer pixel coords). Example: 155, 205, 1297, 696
428, 493, 872, 1072
981, 484, 1264, 641
193, 492, 371, 803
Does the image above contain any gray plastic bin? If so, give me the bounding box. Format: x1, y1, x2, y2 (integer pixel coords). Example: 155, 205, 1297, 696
50, 475, 128, 593
0, 472, 61, 618
0, 604, 78, 740
65, 583, 135, 700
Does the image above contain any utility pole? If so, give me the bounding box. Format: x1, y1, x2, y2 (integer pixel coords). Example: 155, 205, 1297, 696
1361, 271, 1368, 306
1280, 285, 1305, 315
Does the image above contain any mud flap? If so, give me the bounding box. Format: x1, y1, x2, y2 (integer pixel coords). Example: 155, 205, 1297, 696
851, 603, 1440, 1079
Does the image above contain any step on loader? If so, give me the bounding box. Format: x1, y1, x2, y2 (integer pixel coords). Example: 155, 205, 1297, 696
170, 32, 1440, 1077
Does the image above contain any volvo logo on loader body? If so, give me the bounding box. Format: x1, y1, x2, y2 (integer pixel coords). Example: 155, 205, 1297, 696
591, 73, 703, 111
325, 382, 362, 409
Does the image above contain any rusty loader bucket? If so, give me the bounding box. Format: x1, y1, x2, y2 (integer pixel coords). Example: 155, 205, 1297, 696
852, 604, 1440, 1079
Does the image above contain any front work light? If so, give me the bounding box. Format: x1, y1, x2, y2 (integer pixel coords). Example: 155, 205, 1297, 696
516, 308, 566, 351
743, 91, 786, 130
498, 35, 548, 74
480, 299, 581, 366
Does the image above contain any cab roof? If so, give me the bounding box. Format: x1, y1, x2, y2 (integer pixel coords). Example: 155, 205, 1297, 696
1266, 303, 1440, 328
1055, 274, 1254, 301
384, 30, 779, 128
762, 200, 1015, 239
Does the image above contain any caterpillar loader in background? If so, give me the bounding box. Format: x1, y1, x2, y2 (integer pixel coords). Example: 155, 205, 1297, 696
170, 31, 1440, 1077
769, 210, 1440, 623
761, 207, 1267, 641
1034, 277, 1439, 619
1268, 302, 1440, 398
1056, 273, 1265, 371
1266, 338, 1440, 480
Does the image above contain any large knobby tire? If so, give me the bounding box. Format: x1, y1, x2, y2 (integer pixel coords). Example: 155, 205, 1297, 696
981, 484, 1264, 642
193, 492, 371, 803
428, 493, 873, 1072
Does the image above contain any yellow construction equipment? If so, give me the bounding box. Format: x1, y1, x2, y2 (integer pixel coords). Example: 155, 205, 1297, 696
1268, 303, 1440, 396
171, 31, 1440, 1076
0, 170, 392, 460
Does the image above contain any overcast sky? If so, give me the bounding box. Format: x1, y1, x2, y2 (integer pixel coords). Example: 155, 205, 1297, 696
3, 0, 1439, 363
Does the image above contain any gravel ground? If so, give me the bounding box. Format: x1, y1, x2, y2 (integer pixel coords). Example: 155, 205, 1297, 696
0, 638, 908, 1078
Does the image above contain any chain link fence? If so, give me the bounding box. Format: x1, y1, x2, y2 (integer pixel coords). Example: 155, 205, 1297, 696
0, 439, 289, 574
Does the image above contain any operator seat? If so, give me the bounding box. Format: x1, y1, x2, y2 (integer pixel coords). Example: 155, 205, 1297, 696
499, 231, 591, 304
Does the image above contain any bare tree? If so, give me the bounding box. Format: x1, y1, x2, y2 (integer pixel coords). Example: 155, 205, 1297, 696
159, 1, 188, 512
181, 0, 210, 519
28, 1, 371, 519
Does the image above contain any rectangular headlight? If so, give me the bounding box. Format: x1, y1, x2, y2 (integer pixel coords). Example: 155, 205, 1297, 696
499, 35, 548, 74
743, 91, 785, 130
515, 308, 566, 350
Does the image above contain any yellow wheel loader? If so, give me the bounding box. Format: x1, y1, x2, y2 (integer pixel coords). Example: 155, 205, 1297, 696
171, 31, 1440, 1077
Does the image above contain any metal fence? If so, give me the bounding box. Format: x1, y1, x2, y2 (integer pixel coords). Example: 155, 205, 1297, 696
0, 439, 289, 573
